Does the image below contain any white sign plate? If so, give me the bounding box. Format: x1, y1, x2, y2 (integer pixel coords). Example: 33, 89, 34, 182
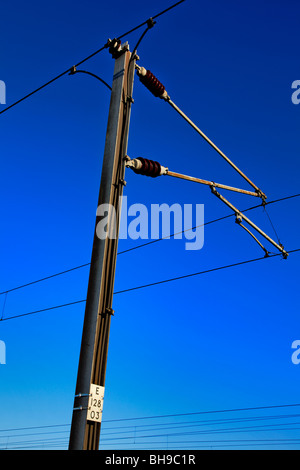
87, 383, 105, 423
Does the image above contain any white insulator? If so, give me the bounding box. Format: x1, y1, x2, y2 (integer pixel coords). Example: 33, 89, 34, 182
125, 158, 143, 170
136, 66, 147, 77
160, 165, 168, 175
131, 159, 143, 170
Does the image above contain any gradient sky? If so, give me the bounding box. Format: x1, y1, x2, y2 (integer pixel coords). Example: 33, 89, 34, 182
0, 0, 300, 449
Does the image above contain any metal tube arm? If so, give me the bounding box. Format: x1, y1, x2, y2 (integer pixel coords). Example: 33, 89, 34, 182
167, 98, 266, 200
235, 215, 269, 257
135, 63, 266, 201
210, 186, 288, 258
166, 170, 260, 197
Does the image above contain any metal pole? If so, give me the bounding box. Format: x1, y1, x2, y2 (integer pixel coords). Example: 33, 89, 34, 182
69, 43, 135, 450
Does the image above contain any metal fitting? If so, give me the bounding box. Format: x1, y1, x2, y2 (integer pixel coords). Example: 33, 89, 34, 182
146, 17, 156, 29
235, 213, 243, 224
69, 65, 77, 75
107, 38, 123, 58
105, 307, 115, 316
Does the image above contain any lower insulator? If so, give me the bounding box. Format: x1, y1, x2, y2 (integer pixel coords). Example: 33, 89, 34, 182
132, 157, 162, 178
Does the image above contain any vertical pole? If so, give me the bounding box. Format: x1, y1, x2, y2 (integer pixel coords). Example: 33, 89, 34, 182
69, 43, 135, 450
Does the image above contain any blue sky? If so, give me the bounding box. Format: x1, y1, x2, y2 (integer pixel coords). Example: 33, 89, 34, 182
0, 0, 300, 449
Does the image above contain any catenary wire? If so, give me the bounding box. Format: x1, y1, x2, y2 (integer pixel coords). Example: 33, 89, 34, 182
0, 414, 298, 441
100, 412, 300, 431
263, 204, 282, 245
0, 299, 86, 322
6, 404, 300, 432
12, 442, 299, 450
2, 407, 300, 435
100, 439, 300, 449
1, 248, 300, 322
112, 248, 300, 295
1, 404, 300, 437
1, 192, 299, 297
4, 438, 300, 450
97, 402, 300, 424
99, 420, 300, 440
1, 411, 299, 441
2, 432, 300, 450
99, 422, 300, 442
69, 70, 112, 90
97, 413, 300, 436
0, 263, 90, 296
117, 192, 300, 254
0, 1, 186, 116
3, 432, 300, 450
2, 411, 300, 438
2, 405, 300, 449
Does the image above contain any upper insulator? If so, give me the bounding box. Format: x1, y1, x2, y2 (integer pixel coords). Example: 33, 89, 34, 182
139, 70, 166, 98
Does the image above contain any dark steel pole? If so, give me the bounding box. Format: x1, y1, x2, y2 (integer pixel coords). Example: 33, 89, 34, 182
69, 43, 135, 450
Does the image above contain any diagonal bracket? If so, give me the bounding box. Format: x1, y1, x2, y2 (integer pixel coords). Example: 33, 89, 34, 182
210, 186, 288, 259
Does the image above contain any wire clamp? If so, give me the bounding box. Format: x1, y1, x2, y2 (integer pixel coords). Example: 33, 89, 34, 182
256, 189, 267, 205
69, 65, 77, 75
73, 406, 89, 412
210, 184, 218, 196
74, 393, 91, 398
279, 244, 289, 260
107, 38, 124, 58
235, 213, 243, 224
146, 17, 156, 29
105, 307, 115, 316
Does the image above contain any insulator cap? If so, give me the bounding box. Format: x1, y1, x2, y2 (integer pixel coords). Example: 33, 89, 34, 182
132, 157, 162, 178
108, 38, 122, 58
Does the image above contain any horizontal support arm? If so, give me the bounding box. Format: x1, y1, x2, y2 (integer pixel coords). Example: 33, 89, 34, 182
167, 170, 260, 197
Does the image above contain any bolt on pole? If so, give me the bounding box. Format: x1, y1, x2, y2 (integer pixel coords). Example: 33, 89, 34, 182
69, 43, 135, 451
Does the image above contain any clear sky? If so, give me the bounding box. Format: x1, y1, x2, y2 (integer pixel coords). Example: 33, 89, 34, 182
0, 0, 300, 450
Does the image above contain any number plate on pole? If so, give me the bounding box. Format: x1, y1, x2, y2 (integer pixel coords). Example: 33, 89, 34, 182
87, 384, 105, 423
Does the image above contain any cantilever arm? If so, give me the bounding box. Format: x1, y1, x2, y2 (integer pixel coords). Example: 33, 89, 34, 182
135, 63, 266, 201
210, 186, 288, 258
166, 98, 266, 200
166, 170, 259, 197
235, 215, 269, 257
126, 157, 260, 197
